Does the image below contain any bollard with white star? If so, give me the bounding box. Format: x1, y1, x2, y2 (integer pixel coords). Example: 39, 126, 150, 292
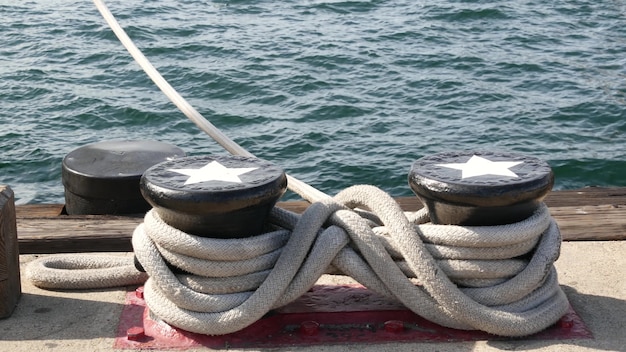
140, 155, 287, 238
408, 151, 554, 225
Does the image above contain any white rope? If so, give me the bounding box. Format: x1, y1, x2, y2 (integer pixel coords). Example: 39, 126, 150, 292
129, 185, 566, 337
26, 185, 569, 336
92, 0, 329, 203
26, 186, 569, 336
25, 255, 147, 289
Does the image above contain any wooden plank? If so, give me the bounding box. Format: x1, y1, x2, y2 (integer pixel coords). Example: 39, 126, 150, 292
544, 187, 626, 207
16, 217, 142, 254
14, 187, 626, 218
549, 205, 626, 241
15, 203, 65, 218
1, 185, 21, 318
14, 187, 626, 254
15, 204, 626, 254
276, 187, 626, 212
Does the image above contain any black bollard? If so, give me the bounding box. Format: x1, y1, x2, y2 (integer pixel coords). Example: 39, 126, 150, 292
140, 155, 287, 238
408, 151, 554, 226
135, 154, 287, 272
62, 140, 186, 215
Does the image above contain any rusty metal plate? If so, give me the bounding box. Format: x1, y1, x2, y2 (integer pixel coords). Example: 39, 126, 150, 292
114, 284, 592, 350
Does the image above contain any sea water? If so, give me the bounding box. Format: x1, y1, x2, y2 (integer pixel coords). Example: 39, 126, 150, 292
1, 0, 625, 204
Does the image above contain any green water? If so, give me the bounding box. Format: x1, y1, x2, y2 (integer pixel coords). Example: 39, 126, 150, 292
1, 0, 625, 204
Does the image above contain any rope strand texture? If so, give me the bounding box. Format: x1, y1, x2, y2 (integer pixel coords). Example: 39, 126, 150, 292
130, 184, 569, 337
25, 185, 568, 336
25, 255, 147, 289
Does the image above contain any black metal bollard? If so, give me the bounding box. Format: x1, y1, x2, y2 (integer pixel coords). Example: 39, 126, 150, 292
62, 140, 186, 215
408, 151, 554, 226
135, 155, 287, 272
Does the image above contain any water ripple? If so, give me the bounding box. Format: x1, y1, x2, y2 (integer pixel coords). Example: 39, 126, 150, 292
2, 0, 625, 204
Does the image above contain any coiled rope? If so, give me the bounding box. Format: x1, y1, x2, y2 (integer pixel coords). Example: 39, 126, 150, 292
130, 185, 568, 337
27, 184, 569, 336
25, 0, 570, 338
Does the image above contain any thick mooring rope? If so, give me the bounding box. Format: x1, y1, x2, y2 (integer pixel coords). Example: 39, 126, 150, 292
26, 255, 146, 290
132, 185, 568, 337
27, 184, 569, 336
91, 0, 328, 202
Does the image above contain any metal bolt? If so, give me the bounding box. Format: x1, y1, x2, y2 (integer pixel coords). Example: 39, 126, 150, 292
135, 286, 144, 299
300, 320, 320, 336
384, 320, 405, 333
127, 326, 145, 341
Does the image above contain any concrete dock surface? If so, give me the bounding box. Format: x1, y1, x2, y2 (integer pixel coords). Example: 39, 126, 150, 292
1, 240, 625, 352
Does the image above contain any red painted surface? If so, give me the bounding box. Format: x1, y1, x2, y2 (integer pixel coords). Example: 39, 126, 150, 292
114, 284, 592, 350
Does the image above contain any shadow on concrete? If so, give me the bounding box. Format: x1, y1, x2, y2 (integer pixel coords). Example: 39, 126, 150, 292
2, 284, 622, 352
486, 285, 626, 351
0, 288, 128, 342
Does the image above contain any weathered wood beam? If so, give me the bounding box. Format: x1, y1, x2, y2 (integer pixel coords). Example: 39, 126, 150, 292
1, 185, 21, 318
14, 187, 626, 254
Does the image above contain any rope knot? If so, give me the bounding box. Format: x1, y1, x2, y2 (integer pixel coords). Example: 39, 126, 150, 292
25, 184, 569, 337
131, 184, 569, 336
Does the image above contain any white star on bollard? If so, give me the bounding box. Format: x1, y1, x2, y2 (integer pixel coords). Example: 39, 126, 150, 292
437, 155, 523, 179
169, 161, 258, 185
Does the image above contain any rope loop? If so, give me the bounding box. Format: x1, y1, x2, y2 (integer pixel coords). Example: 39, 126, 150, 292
133, 185, 568, 336
26, 184, 569, 337
25, 255, 147, 289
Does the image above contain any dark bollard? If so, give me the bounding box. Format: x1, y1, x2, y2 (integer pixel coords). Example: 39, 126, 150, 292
408, 151, 554, 225
62, 140, 186, 215
140, 155, 287, 238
